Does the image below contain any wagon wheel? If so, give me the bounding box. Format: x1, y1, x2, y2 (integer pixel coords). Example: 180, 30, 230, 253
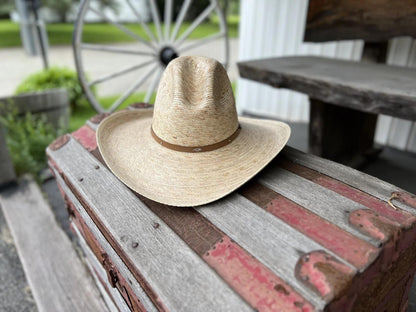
73, 0, 229, 113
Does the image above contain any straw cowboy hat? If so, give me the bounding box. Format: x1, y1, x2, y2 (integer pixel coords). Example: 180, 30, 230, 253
96, 56, 290, 207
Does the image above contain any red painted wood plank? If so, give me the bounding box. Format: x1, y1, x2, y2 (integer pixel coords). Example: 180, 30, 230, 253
204, 236, 314, 312
89, 113, 110, 125
391, 191, 416, 209
72, 125, 97, 151
295, 251, 354, 301
137, 192, 315, 311
240, 182, 379, 270
66, 131, 316, 312
349, 209, 401, 243
278, 159, 416, 228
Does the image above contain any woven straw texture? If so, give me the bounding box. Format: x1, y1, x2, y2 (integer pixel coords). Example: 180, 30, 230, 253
97, 56, 291, 206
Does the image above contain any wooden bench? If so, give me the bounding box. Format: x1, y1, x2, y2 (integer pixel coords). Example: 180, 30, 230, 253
238, 0, 416, 166
47, 105, 416, 312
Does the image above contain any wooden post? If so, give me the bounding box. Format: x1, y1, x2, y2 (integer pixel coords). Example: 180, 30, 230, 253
309, 99, 378, 166
308, 42, 387, 166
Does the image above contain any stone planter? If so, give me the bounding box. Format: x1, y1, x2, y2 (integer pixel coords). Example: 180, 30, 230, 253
0, 88, 70, 185
0, 88, 70, 130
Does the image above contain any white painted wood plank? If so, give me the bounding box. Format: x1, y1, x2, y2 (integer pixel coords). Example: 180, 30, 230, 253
74, 224, 130, 312
259, 167, 380, 246
281, 146, 414, 213
47, 137, 252, 312
197, 193, 356, 311
0, 176, 109, 312
375, 115, 393, 145
407, 123, 416, 153
387, 119, 413, 150
52, 167, 157, 312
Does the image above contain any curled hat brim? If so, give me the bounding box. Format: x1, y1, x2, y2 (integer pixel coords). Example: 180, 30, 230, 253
96, 109, 291, 207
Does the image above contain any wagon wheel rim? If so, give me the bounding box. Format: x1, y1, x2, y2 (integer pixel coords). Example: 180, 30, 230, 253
73, 0, 229, 113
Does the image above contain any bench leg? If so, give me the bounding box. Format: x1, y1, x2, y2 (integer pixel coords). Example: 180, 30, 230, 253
309, 98, 380, 167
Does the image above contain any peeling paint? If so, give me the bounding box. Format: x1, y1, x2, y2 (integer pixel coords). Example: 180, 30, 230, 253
204, 236, 314, 312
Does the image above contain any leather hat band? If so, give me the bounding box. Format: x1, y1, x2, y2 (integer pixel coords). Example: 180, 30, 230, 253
150, 125, 241, 153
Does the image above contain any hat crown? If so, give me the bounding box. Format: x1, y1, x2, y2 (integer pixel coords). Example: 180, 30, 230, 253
152, 56, 238, 147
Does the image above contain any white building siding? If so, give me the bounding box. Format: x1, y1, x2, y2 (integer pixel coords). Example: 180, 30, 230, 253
237, 0, 416, 151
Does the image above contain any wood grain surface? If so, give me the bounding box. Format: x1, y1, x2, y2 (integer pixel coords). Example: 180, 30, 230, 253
259, 166, 380, 246
281, 146, 415, 213
52, 168, 157, 312
75, 224, 132, 312
197, 194, 356, 309
47, 137, 252, 312
0, 176, 109, 312
46, 106, 416, 311
238, 56, 416, 120
305, 0, 416, 42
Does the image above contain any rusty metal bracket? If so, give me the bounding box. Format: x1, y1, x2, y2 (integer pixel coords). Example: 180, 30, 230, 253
102, 254, 118, 288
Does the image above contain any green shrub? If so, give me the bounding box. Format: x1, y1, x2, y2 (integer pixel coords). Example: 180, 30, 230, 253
0, 104, 65, 182
15, 67, 93, 111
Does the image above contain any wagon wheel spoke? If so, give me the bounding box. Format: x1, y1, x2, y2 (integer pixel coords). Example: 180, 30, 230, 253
88, 6, 156, 51
109, 64, 158, 112
88, 59, 156, 87
174, 2, 216, 47
126, 0, 158, 43
144, 67, 163, 103
73, 0, 229, 113
148, 0, 164, 43
82, 43, 156, 56
170, 0, 192, 42
164, 0, 173, 42
178, 32, 225, 53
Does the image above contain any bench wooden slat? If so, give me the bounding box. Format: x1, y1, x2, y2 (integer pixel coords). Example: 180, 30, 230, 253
47, 137, 252, 312
51, 167, 157, 312
260, 167, 380, 246
0, 176, 109, 312
239, 182, 379, 271
238, 56, 416, 120
197, 194, 356, 309
282, 146, 416, 213
69, 127, 317, 312
278, 157, 416, 228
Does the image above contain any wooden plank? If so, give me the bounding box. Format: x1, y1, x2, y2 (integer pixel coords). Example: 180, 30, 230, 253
305, 0, 416, 42
238, 56, 416, 120
281, 146, 416, 213
52, 168, 156, 312
239, 182, 380, 271
47, 137, 252, 312
197, 194, 357, 310
258, 166, 381, 246
69, 134, 316, 312
74, 223, 131, 312
0, 176, 109, 312
277, 158, 416, 228
53, 147, 315, 312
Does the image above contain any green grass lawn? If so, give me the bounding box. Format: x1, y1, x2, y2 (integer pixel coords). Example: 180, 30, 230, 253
0, 18, 238, 47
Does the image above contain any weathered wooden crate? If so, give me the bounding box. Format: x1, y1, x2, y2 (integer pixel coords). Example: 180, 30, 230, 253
47, 105, 416, 312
